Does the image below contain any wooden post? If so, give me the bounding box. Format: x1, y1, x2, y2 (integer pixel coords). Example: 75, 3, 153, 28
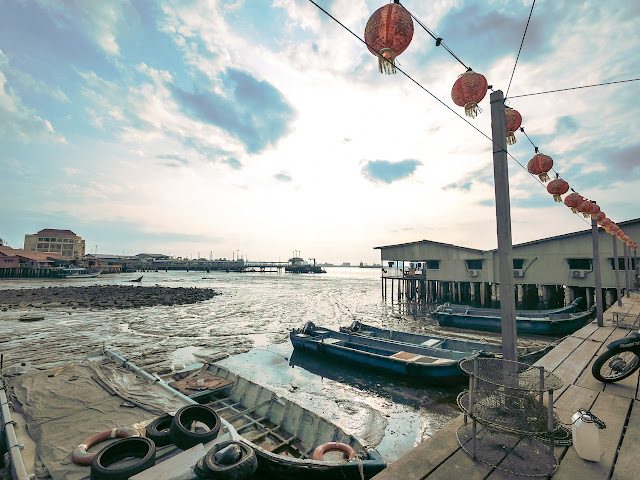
613, 235, 622, 306
591, 215, 603, 326
490, 90, 517, 362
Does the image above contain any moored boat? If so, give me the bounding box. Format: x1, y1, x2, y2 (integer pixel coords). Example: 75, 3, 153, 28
55, 267, 102, 278
433, 297, 583, 318
340, 321, 551, 362
290, 322, 477, 384
433, 306, 595, 336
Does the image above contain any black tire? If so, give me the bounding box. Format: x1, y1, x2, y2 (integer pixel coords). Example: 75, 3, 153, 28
90, 437, 156, 480
592, 348, 640, 383
169, 405, 221, 450
195, 441, 257, 480
145, 415, 173, 447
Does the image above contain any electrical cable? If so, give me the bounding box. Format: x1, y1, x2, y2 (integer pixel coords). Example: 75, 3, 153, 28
506, 0, 536, 98
508, 78, 640, 98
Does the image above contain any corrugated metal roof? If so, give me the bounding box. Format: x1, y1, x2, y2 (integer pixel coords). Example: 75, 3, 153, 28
0, 246, 66, 261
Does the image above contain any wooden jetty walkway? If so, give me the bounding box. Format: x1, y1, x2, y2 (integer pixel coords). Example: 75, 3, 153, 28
374, 293, 640, 480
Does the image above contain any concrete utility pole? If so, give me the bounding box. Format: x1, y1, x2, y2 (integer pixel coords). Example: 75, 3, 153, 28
613, 235, 622, 306
591, 216, 603, 326
624, 244, 631, 297
490, 90, 517, 362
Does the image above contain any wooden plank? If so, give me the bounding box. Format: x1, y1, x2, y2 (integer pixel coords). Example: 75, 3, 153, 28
533, 336, 584, 371
426, 448, 492, 480
554, 391, 630, 480
549, 339, 602, 397
588, 325, 616, 343
573, 321, 600, 339
373, 416, 465, 480
612, 401, 640, 480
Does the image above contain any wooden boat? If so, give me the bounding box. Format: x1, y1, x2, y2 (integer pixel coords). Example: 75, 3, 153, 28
340, 322, 552, 362
168, 363, 386, 479
0, 348, 239, 480
56, 267, 102, 278
18, 314, 45, 322
433, 306, 595, 336
433, 297, 583, 318
1, 348, 384, 480
128, 275, 144, 282
290, 322, 476, 384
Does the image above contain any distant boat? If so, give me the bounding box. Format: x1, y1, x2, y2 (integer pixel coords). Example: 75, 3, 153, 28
290, 322, 478, 384
56, 267, 102, 278
128, 275, 143, 282
285, 256, 326, 273
19, 314, 45, 322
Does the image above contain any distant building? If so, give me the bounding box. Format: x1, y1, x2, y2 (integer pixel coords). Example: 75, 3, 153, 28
24, 229, 85, 259
341, 262, 351, 267
0, 246, 67, 275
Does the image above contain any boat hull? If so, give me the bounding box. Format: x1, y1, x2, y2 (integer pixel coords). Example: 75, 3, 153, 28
433, 297, 583, 319
435, 308, 595, 336
290, 326, 470, 384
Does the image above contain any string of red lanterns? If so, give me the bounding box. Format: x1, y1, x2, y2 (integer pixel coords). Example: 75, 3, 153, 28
362, 2, 635, 251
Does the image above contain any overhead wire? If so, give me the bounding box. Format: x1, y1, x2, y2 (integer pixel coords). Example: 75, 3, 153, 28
505, 0, 536, 98
307, 0, 603, 227
508, 78, 640, 98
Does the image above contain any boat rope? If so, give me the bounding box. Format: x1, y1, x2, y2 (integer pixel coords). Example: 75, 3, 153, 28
356, 454, 365, 480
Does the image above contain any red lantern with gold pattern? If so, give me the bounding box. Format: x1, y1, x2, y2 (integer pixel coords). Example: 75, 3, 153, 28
547, 178, 569, 202
365, 2, 414, 75
527, 153, 554, 182
451, 70, 488, 118
589, 203, 601, 219
577, 200, 593, 218
505, 107, 522, 145
595, 211, 606, 223
564, 192, 583, 213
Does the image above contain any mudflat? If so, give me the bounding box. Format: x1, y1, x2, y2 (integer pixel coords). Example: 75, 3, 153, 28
0, 285, 220, 311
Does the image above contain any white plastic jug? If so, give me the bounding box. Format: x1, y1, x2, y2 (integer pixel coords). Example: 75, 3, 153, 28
571, 410, 601, 461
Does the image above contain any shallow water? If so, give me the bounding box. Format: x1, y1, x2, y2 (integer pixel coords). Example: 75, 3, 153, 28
0, 267, 550, 462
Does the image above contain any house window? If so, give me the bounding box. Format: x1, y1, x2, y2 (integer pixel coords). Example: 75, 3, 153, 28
513, 259, 525, 269
610, 258, 637, 270
567, 258, 592, 270
466, 259, 483, 270
425, 260, 440, 270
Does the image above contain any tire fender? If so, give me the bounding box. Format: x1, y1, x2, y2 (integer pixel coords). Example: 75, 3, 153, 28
72, 426, 140, 466
90, 437, 156, 480
169, 405, 221, 450
145, 415, 174, 447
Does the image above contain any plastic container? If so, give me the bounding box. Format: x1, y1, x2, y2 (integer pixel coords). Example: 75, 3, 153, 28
571, 411, 601, 461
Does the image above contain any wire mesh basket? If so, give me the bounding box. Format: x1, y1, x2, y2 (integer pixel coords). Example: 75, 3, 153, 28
459, 357, 563, 392
457, 423, 558, 477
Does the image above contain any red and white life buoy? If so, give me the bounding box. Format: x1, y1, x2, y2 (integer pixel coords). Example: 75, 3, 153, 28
72, 426, 140, 465
312, 442, 357, 462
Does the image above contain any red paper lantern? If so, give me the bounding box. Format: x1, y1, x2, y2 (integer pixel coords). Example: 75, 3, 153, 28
595, 211, 606, 223
589, 203, 601, 219
563, 192, 583, 213
505, 107, 522, 145
451, 70, 488, 118
527, 154, 554, 182
364, 2, 414, 75
547, 178, 569, 202
577, 200, 593, 218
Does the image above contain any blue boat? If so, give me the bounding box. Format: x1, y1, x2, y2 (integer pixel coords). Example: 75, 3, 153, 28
340, 322, 552, 361
433, 306, 595, 336
290, 322, 479, 384
433, 297, 583, 318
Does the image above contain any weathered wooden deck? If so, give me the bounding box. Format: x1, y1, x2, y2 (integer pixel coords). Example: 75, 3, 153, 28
374, 293, 640, 480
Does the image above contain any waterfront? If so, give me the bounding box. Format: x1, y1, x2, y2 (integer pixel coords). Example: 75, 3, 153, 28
0, 267, 551, 462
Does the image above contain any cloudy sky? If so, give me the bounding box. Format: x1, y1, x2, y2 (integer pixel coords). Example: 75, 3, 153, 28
1, 0, 638, 264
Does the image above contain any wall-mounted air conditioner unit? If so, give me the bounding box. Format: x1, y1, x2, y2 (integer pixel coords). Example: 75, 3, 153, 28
468, 269, 478, 277
513, 269, 524, 277
572, 270, 586, 278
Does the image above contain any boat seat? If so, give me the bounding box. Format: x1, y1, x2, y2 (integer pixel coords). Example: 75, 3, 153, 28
390, 351, 423, 362
420, 339, 443, 348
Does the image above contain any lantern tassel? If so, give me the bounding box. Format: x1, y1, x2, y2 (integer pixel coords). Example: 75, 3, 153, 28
553, 194, 563, 202
464, 102, 482, 118
538, 173, 550, 182
378, 48, 397, 75
506, 131, 517, 145
571, 207, 578, 213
